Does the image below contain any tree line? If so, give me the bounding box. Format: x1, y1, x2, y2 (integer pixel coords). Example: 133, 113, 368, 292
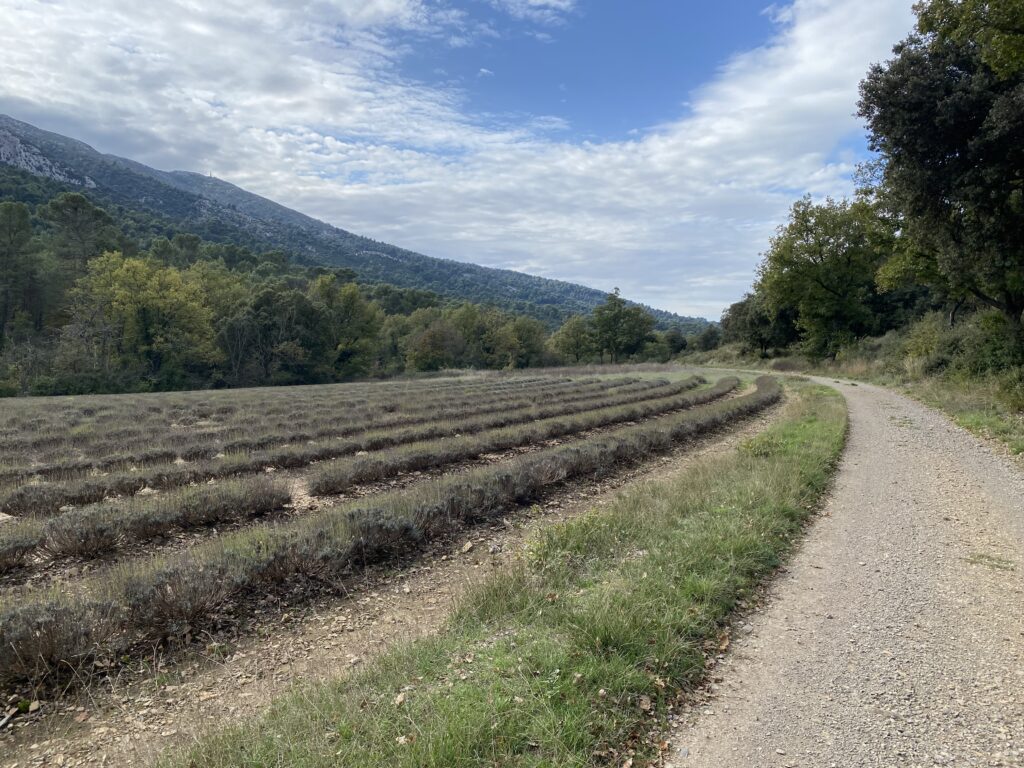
722, 0, 1024, 390
0, 193, 697, 395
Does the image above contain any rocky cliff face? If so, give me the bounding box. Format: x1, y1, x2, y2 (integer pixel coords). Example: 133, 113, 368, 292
0, 128, 96, 188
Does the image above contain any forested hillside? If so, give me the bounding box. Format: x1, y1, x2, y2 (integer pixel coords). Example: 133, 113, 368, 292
0, 184, 699, 394
0, 115, 703, 332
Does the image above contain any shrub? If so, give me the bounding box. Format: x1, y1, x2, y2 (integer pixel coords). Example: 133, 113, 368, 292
117, 556, 237, 637
173, 478, 289, 528
0, 522, 44, 571
0, 596, 116, 685
43, 508, 122, 558
997, 367, 1024, 413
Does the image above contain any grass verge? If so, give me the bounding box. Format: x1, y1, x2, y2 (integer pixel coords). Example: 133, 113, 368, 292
169, 381, 846, 768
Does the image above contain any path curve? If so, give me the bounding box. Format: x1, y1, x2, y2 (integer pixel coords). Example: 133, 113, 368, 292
672, 379, 1024, 767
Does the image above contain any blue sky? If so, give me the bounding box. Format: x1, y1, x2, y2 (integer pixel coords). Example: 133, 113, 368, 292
0, 0, 916, 319
401, 2, 775, 143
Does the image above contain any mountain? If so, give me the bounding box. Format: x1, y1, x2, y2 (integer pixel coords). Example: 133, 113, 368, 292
0, 114, 706, 331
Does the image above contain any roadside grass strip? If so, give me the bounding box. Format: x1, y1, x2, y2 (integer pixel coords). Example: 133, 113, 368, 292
169, 381, 846, 768
0, 378, 779, 688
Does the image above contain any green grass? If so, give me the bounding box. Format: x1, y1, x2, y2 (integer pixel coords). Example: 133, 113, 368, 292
168, 381, 847, 768
906, 377, 1024, 455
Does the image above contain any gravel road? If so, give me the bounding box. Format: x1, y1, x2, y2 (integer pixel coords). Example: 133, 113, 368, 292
672, 379, 1024, 767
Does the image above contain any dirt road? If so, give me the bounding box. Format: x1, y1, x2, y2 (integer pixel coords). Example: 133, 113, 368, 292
672, 379, 1024, 767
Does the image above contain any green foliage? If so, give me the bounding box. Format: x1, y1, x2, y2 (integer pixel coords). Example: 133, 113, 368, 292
916, 0, 1024, 78
38, 192, 117, 267
0, 179, 684, 394
758, 197, 901, 358
859, 25, 1024, 328
721, 291, 798, 356
0, 116, 707, 332
547, 314, 594, 362
591, 288, 656, 363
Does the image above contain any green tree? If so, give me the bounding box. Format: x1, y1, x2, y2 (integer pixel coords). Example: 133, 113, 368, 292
759, 197, 893, 358
66, 253, 219, 385
309, 275, 384, 378
405, 318, 466, 371
499, 316, 547, 368
0, 202, 35, 347
859, 30, 1024, 333
38, 193, 115, 268
592, 289, 627, 362
916, 0, 1024, 78
619, 306, 656, 359
591, 289, 654, 363
663, 326, 688, 355
721, 292, 798, 356
550, 315, 595, 363
248, 286, 328, 382
693, 324, 722, 352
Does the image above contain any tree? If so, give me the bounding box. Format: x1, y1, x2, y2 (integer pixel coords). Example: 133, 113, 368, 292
405, 319, 466, 371
550, 315, 595, 363
721, 292, 798, 356
504, 316, 547, 368
38, 193, 115, 268
694, 324, 722, 352
248, 286, 328, 382
591, 289, 655, 363
758, 197, 894, 357
663, 326, 688, 355
66, 253, 219, 386
0, 202, 35, 348
592, 289, 628, 362
916, 0, 1024, 78
308, 276, 384, 378
859, 30, 1024, 332
619, 306, 656, 359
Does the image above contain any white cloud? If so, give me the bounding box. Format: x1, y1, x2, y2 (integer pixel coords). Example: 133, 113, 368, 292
488, 0, 576, 25
0, 0, 915, 318
477, 67, 495, 77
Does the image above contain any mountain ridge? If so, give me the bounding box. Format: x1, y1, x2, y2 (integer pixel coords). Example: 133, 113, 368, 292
0, 114, 706, 330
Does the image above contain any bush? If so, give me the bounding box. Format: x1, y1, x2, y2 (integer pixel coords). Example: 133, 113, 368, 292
0, 522, 44, 571
997, 367, 1024, 413
0, 597, 116, 685
44, 508, 122, 558
117, 557, 237, 637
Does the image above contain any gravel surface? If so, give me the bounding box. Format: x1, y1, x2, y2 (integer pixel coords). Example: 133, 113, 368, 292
671, 379, 1024, 768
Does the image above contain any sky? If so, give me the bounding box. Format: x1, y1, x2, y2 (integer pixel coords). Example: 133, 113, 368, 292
0, 0, 916, 319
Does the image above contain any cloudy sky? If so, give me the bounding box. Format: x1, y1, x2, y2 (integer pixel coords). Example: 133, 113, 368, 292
0, 0, 915, 319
